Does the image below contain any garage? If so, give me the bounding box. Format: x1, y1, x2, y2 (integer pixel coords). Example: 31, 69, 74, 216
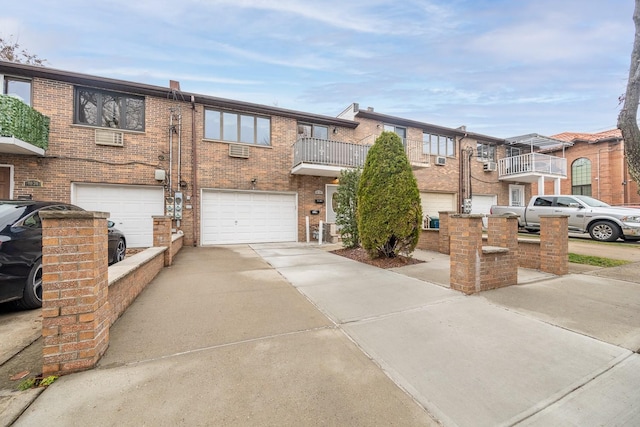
201, 190, 297, 245
72, 183, 165, 248
420, 192, 456, 220
471, 194, 498, 228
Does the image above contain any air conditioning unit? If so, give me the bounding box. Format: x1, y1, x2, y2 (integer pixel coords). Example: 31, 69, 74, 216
95, 129, 124, 147
435, 156, 446, 166
483, 161, 497, 172
229, 144, 250, 158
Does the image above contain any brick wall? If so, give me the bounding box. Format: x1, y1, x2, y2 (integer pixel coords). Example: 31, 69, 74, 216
41, 211, 182, 376
517, 240, 541, 269
536, 140, 639, 206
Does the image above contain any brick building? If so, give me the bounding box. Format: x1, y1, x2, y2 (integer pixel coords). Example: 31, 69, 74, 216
535, 129, 640, 206
1, 60, 569, 246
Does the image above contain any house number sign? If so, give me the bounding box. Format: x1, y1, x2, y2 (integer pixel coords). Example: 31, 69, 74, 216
24, 180, 42, 187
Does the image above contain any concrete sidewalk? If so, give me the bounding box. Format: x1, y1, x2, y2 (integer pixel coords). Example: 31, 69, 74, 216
11, 243, 640, 426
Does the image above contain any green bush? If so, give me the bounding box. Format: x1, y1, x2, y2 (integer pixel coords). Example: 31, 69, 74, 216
335, 168, 361, 248
357, 131, 422, 258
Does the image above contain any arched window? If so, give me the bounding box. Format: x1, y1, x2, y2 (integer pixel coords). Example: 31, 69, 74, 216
571, 158, 591, 196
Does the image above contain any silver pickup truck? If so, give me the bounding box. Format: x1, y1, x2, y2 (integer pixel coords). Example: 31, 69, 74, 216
490, 195, 640, 242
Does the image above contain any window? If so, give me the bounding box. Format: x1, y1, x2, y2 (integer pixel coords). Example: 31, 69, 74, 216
297, 123, 328, 140
477, 143, 496, 161
75, 88, 144, 131
506, 147, 521, 157
384, 124, 406, 142
2, 76, 32, 106
571, 158, 592, 196
205, 109, 271, 146
533, 196, 553, 207
423, 133, 455, 157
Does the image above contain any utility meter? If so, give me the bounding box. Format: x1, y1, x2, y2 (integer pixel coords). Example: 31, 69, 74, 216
174, 192, 183, 219
166, 197, 175, 217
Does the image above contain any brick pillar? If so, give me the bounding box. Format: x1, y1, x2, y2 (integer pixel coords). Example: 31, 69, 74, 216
449, 214, 484, 294
487, 214, 519, 253
153, 216, 173, 266
438, 211, 454, 254
485, 215, 519, 287
41, 211, 110, 376
540, 215, 569, 275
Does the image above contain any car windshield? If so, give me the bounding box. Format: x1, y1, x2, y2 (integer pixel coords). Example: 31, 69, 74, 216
573, 195, 610, 207
0, 204, 29, 230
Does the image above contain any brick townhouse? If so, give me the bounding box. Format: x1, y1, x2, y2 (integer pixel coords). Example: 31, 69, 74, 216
0, 60, 571, 247
535, 129, 640, 207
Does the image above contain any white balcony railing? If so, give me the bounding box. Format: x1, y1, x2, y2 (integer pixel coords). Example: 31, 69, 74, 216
293, 137, 431, 171
292, 137, 370, 169
498, 152, 566, 178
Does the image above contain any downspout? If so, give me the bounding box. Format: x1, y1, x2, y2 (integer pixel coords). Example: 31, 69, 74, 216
191, 96, 199, 246
457, 132, 468, 213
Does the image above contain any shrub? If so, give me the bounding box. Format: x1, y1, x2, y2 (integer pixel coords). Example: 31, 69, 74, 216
335, 168, 361, 248
357, 132, 422, 258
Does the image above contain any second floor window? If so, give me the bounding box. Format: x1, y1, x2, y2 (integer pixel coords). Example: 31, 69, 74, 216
477, 143, 496, 161
75, 88, 145, 131
423, 133, 455, 157
205, 109, 271, 146
2, 76, 32, 106
297, 123, 328, 140
383, 124, 406, 142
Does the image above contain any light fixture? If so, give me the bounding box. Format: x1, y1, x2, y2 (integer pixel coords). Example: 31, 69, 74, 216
333, 127, 338, 134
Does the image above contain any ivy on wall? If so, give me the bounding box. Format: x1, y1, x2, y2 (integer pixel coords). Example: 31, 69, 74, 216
0, 95, 49, 149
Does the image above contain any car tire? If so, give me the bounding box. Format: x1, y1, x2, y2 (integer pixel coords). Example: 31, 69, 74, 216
588, 221, 620, 242
113, 238, 126, 264
15, 259, 43, 310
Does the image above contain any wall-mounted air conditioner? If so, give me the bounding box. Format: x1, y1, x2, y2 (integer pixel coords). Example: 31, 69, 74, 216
229, 144, 250, 158
435, 156, 446, 166
483, 161, 497, 172
95, 129, 124, 147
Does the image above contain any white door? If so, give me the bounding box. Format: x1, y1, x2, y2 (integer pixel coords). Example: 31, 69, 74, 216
326, 184, 339, 224
509, 185, 525, 207
72, 183, 165, 248
471, 194, 497, 228
201, 190, 297, 245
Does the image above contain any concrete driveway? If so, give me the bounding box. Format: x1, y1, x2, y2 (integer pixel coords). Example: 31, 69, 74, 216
3, 240, 640, 426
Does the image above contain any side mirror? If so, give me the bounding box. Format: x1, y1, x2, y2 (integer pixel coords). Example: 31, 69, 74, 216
568, 203, 581, 209
107, 220, 115, 228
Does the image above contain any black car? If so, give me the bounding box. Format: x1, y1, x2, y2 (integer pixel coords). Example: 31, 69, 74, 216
0, 200, 127, 309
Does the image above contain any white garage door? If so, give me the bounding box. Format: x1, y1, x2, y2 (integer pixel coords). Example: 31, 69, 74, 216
72, 184, 165, 248
201, 190, 297, 245
471, 194, 497, 228
419, 192, 456, 219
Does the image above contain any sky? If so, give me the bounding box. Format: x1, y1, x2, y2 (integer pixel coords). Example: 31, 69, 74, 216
0, 0, 636, 138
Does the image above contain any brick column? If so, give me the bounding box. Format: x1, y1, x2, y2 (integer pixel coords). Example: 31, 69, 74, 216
485, 215, 519, 288
487, 214, 519, 254
449, 214, 484, 294
438, 211, 454, 254
153, 216, 173, 266
41, 211, 110, 376
540, 215, 569, 275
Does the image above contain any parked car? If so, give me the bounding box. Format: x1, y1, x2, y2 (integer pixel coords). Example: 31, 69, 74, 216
0, 200, 126, 309
490, 195, 640, 242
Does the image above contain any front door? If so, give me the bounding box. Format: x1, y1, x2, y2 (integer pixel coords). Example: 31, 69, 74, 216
509, 185, 525, 207
326, 184, 339, 224
0, 167, 11, 199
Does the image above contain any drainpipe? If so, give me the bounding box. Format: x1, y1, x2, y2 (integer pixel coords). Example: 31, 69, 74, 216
191, 96, 199, 246
457, 132, 468, 213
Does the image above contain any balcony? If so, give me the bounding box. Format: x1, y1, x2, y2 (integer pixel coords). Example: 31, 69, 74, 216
0, 95, 49, 155
497, 153, 566, 183
291, 137, 430, 177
